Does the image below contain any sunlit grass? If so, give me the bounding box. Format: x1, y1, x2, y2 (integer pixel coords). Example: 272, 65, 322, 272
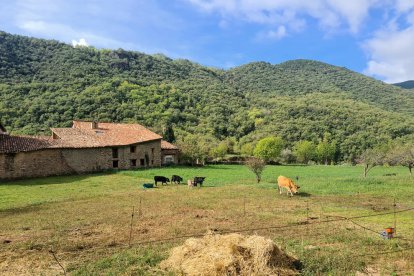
0, 165, 413, 274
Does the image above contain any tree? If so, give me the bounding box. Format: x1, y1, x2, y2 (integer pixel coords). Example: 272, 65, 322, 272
240, 143, 255, 156
387, 143, 414, 176
280, 148, 295, 164
316, 134, 337, 165
253, 136, 284, 163
163, 123, 176, 143
359, 147, 387, 177
210, 141, 228, 159
176, 134, 217, 165
245, 157, 266, 183
293, 141, 316, 164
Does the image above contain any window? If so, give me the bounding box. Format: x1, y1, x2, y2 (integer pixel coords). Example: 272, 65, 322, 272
112, 160, 119, 168
151, 148, 154, 155
130, 146, 136, 153
140, 159, 145, 166
130, 159, 137, 167
151, 160, 154, 165
112, 148, 118, 158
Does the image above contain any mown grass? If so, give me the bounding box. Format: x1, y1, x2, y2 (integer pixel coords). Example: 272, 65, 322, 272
2, 164, 412, 211
0, 165, 413, 275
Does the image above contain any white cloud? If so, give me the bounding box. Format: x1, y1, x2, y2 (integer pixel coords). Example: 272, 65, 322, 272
8, 0, 182, 55
396, 0, 414, 12
364, 22, 414, 83
257, 26, 287, 41
187, 0, 378, 34
72, 38, 89, 47
268, 26, 287, 39
326, 0, 379, 33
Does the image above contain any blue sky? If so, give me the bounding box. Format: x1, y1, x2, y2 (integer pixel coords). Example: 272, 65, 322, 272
1, 0, 414, 83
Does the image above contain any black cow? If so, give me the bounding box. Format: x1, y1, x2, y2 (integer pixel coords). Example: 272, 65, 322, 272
171, 175, 183, 184
154, 176, 170, 186
193, 177, 206, 187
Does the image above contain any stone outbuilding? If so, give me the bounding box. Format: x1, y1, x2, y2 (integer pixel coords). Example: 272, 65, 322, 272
0, 121, 179, 181
161, 140, 180, 165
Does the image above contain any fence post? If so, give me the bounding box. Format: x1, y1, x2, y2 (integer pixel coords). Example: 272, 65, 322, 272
129, 206, 135, 247
243, 197, 246, 217
139, 197, 142, 218
393, 198, 397, 235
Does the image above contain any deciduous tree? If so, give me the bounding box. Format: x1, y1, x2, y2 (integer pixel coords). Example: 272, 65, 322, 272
316, 134, 337, 165
294, 141, 316, 164
245, 157, 266, 183
253, 137, 284, 163
359, 147, 387, 177
387, 143, 414, 176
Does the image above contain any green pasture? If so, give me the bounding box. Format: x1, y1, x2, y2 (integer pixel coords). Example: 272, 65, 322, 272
1, 164, 412, 212
1, 165, 413, 275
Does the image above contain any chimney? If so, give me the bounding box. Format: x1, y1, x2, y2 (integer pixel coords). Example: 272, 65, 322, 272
91, 121, 98, 129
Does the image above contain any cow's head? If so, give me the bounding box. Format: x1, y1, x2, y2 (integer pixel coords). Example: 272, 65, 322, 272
166, 178, 170, 182
290, 182, 300, 194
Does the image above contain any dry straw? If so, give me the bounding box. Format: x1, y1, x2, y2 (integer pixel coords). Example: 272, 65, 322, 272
160, 232, 298, 275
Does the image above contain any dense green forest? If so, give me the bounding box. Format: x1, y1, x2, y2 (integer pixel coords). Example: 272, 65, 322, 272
393, 80, 414, 89
1, 31, 414, 162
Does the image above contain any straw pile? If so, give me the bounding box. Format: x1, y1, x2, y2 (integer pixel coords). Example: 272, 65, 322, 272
160, 233, 299, 275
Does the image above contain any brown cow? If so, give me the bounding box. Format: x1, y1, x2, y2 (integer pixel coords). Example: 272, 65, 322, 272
277, 175, 300, 196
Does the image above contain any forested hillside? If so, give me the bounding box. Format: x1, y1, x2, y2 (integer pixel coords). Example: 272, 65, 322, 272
1, 31, 414, 161
393, 80, 414, 89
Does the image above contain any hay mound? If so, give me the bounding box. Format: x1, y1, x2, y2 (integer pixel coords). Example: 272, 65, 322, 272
160, 233, 298, 275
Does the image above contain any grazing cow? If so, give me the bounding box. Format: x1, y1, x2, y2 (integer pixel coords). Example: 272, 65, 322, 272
171, 175, 183, 184
154, 176, 170, 186
277, 175, 300, 197
193, 177, 206, 187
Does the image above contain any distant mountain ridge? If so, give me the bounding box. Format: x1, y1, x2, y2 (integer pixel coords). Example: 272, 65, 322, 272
393, 80, 414, 89
1, 30, 414, 161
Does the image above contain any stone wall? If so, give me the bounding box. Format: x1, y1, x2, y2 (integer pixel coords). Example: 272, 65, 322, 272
0, 149, 75, 180
0, 139, 162, 181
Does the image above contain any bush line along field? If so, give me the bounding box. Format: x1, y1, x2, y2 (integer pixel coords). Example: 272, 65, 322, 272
1, 165, 413, 275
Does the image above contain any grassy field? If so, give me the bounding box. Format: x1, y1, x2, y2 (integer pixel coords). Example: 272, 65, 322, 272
1, 165, 413, 275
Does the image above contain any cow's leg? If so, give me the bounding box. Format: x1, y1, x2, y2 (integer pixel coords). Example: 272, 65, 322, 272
278, 186, 282, 194
289, 189, 293, 197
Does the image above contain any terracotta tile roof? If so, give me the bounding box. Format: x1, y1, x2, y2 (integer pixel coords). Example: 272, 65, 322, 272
50, 121, 162, 148
161, 140, 179, 150
0, 134, 51, 153
0, 121, 163, 153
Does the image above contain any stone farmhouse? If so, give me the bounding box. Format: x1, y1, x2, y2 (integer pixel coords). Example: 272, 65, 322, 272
0, 121, 179, 180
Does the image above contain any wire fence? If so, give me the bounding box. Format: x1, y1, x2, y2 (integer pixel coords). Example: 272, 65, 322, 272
128, 206, 414, 247
47, 202, 414, 274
